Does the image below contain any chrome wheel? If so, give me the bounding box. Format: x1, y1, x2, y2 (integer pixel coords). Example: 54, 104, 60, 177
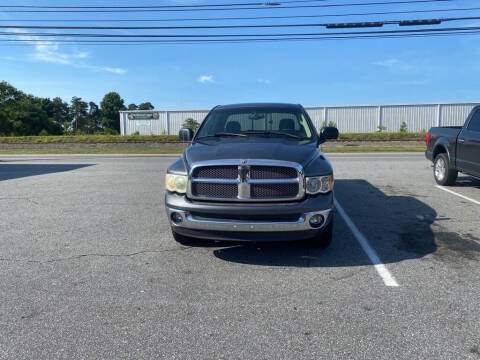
435, 157, 446, 181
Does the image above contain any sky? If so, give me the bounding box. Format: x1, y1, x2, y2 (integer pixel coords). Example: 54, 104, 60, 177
1, 0, 480, 109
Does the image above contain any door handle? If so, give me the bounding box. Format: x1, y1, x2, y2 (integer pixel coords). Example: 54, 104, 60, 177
458, 139, 465, 143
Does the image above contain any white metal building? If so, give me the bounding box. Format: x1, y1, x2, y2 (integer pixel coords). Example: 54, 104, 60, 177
119, 102, 479, 135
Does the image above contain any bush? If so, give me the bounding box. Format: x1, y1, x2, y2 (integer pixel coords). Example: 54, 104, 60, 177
182, 118, 200, 131
399, 121, 408, 133
321, 120, 337, 128
38, 129, 49, 136
104, 128, 119, 135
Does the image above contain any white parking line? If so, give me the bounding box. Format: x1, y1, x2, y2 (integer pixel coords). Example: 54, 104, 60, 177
435, 185, 480, 205
334, 199, 400, 287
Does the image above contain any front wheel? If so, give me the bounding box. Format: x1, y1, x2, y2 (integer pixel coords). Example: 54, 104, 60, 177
304, 219, 333, 248
434, 153, 457, 186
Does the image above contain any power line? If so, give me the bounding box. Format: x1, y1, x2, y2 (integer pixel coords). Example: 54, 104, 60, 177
0, 0, 457, 13
2, 16, 478, 30
0, 0, 328, 9
1, 30, 480, 45
2, 6, 478, 22
3, 25, 480, 38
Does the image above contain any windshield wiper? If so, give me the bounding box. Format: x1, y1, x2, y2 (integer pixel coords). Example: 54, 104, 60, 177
242, 131, 303, 139
214, 132, 247, 137
198, 132, 247, 139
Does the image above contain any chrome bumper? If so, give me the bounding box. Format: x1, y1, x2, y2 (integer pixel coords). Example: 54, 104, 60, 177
166, 207, 332, 232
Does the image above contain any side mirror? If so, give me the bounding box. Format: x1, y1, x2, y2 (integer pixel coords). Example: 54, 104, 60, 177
179, 128, 194, 142
318, 126, 339, 145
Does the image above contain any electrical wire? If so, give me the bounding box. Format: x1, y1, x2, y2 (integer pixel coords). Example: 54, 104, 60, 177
0, 16, 478, 30
0, 0, 332, 9
1, 30, 480, 45
1, 6, 478, 23
0, 0, 457, 13
3, 25, 480, 38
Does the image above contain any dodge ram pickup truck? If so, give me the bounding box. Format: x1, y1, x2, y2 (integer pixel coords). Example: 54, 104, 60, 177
426, 105, 480, 185
165, 103, 339, 247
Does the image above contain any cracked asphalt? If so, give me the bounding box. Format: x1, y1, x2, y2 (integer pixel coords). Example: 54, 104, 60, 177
1, 154, 480, 359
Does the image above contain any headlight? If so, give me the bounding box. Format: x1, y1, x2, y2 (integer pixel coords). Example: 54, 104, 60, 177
165, 173, 188, 194
305, 175, 334, 194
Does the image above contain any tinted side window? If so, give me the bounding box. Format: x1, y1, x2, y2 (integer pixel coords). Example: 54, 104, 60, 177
467, 110, 480, 132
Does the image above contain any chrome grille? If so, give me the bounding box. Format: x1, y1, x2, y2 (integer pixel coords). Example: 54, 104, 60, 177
188, 160, 304, 202
193, 166, 237, 179
192, 182, 238, 198
250, 166, 297, 179
251, 183, 299, 198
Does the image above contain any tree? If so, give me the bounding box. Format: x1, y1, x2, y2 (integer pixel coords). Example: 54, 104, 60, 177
182, 118, 200, 132
100, 92, 125, 133
50, 97, 71, 128
70, 96, 88, 133
0, 82, 61, 135
0, 81, 23, 105
399, 121, 408, 133
87, 101, 102, 134
138, 102, 154, 110
128, 103, 138, 110
9, 96, 61, 135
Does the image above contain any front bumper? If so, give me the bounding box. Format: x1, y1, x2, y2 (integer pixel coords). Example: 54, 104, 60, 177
165, 191, 334, 241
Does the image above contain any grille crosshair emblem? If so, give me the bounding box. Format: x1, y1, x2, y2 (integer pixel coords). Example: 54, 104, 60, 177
238, 164, 250, 199
239, 165, 249, 182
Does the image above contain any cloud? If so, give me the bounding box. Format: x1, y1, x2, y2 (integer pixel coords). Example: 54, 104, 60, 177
101, 67, 127, 74
7, 29, 126, 74
257, 78, 272, 84
373, 58, 415, 73
31, 43, 90, 65
198, 75, 214, 83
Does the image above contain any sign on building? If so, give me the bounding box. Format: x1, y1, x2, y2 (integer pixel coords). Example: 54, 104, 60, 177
127, 112, 160, 120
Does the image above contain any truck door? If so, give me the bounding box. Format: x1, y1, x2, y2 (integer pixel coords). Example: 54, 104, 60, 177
457, 109, 480, 176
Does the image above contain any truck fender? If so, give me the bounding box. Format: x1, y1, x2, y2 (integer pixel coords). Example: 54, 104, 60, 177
432, 140, 453, 167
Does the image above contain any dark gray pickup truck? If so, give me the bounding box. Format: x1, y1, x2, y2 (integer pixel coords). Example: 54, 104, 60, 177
165, 103, 339, 247
426, 105, 480, 185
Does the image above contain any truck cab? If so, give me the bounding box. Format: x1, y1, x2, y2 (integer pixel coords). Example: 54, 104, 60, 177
165, 103, 339, 247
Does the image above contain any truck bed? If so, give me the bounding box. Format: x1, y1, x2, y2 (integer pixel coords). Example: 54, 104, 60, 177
429, 126, 462, 136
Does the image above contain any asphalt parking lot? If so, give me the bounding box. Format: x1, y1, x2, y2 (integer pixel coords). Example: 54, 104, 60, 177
1, 153, 480, 359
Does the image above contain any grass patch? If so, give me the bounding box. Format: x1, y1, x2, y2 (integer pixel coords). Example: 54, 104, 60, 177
322, 145, 425, 153
0, 132, 428, 144
0, 134, 180, 144
0, 145, 425, 155
338, 132, 427, 141
0, 147, 187, 154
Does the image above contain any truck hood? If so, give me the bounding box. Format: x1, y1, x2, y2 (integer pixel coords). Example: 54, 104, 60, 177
184, 137, 328, 171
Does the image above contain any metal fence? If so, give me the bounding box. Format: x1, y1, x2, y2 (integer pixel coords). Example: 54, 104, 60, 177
119, 102, 479, 135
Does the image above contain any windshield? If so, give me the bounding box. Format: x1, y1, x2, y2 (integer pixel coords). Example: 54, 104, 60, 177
196, 107, 313, 140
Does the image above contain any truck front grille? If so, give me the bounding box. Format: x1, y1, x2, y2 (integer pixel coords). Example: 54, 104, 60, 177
188, 161, 304, 202
193, 165, 237, 179
251, 183, 299, 198
192, 182, 238, 198
249, 166, 297, 179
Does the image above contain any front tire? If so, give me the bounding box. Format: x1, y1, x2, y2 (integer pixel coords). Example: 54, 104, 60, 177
434, 153, 457, 186
305, 218, 333, 248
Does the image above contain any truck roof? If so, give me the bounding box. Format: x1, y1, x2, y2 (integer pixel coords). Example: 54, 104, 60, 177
214, 103, 303, 110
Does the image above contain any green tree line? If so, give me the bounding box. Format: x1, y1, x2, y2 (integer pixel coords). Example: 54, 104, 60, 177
0, 81, 155, 136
